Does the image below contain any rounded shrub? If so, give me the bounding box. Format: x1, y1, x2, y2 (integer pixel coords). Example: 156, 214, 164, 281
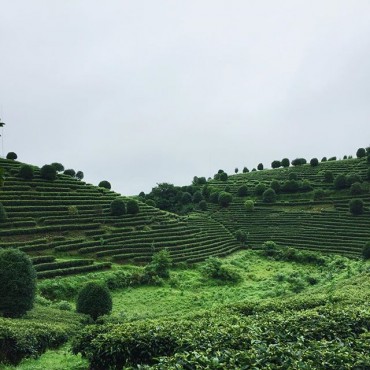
237, 185, 248, 197
313, 189, 326, 201
323, 171, 334, 183
281, 158, 290, 167
235, 230, 247, 244
0, 249, 36, 317
40, 164, 57, 181
334, 174, 347, 189
255, 182, 266, 196
234, 168, 238, 174
181, 192, 192, 205
244, 200, 254, 212
64, 169, 76, 177
110, 198, 126, 216
328, 156, 336, 161
99, 180, 111, 190
356, 147, 366, 158
271, 160, 281, 169
350, 182, 363, 195
18, 164, 34, 180
281, 180, 299, 193
291, 158, 306, 166
349, 199, 364, 215
218, 191, 232, 207
6, 152, 17, 160
192, 191, 203, 203
242, 167, 249, 173
288, 172, 298, 181
51, 162, 64, 172
219, 172, 228, 181
321, 157, 327, 162
270, 180, 281, 193
146, 199, 156, 208
346, 173, 362, 187
262, 188, 277, 203
0, 202, 7, 222
76, 282, 112, 321
257, 163, 264, 171
127, 199, 139, 214
76, 171, 84, 180
362, 242, 370, 260
209, 191, 220, 204
310, 158, 319, 166
199, 200, 207, 211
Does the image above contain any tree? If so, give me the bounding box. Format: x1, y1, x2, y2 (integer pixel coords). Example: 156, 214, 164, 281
192, 191, 203, 203
64, 169, 76, 177
350, 182, 363, 195
281, 180, 299, 193
257, 163, 264, 171
51, 162, 64, 172
270, 180, 281, 193
209, 191, 220, 204
76, 282, 112, 321
310, 158, 319, 166
99, 180, 111, 190
6, 152, 17, 160
237, 185, 248, 197
271, 160, 281, 169
321, 157, 327, 162
362, 242, 370, 260
356, 148, 366, 158
349, 199, 364, 215
40, 164, 57, 181
334, 174, 347, 189
289, 172, 298, 180
242, 167, 249, 173
235, 230, 247, 245
146, 199, 156, 208
291, 158, 306, 166
0, 202, 7, 222
199, 200, 207, 211
262, 188, 277, 203
281, 158, 290, 167
323, 171, 334, 183
127, 199, 139, 214
0, 249, 36, 317
234, 168, 239, 174
219, 172, 228, 181
145, 249, 172, 279
110, 198, 126, 216
255, 182, 266, 195
18, 164, 34, 180
181, 192, 192, 204
76, 171, 84, 180
346, 173, 362, 187
244, 200, 254, 212
218, 191, 232, 207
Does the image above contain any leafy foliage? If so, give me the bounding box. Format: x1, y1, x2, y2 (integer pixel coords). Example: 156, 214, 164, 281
110, 198, 126, 216
18, 164, 34, 180
218, 191, 232, 207
6, 152, 17, 160
126, 199, 139, 214
349, 199, 364, 215
40, 164, 57, 181
99, 180, 111, 189
0, 202, 7, 222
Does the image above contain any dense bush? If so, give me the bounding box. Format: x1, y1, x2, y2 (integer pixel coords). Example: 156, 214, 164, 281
262, 188, 277, 203
235, 230, 247, 245
288, 172, 298, 180
281, 179, 299, 193
356, 147, 366, 158
76, 282, 112, 321
244, 200, 254, 212
209, 191, 220, 204
271, 160, 281, 169
321, 156, 327, 162
198, 200, 207, 211
144, 249, 172, 279
270, 180, 281, 193
181, 192, 192, 204
6, 152, 17, 160
201, 257, 241, 283
350, 182, 363, 195
218, 191, 232, 207
328, 156, 336, 161
234, 168, 238, 173
0, 202, 7, 222
40, 164, 57, 181
219, 172, 228, 181
76, 171, 84, 180
300, 179, 313, 192
126, 199, 139, 214
192, 191, 203, 203
110, 198, 126, 216
146, 199, 156, 208
64, 169, 76, 177
99, 180, 111, 190
323, 170, 334, 183
281, 158, 290, 167
310, 158, 319, 166
334, 174, 347, 189
313, 188, 326, 201
255, 182, 266, 195
18, 164, 34, 180
51, 162, 64, 172
291, 158, 306, 166
349, 199, 364, 215
257, 163, 264, 171
237, 185, 248, 197
0, 249, 36, 317
346, 173, 362, 187
362, 242, 370, 260
242, 167, 249, 173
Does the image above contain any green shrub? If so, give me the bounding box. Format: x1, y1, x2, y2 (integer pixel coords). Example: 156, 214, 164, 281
310, 158, 319, 166
111, 198, 126, 216
242, 167, 249, 173
209, 191, 220, 204
288, 172, 298, 180
262, 188, 277, 203
271, 160, 281, 169
270, 180, 280, 193
313, 188, 326, 201
0, 202, 7, 222
76, 171, 84, 180
192, 191, 203, 203
18, 164, 34, 180
237, 185, 248, 197
218, 191, 232, 207
281, 158, 290, 167
40, 164, 57, 181
346, 173, 362, 187
323, 170, 334, 183
349, 199, 364, 215
350, 182, 363, 195
198, 200, 207, 211
99, 180, 111, 189
219, 172, 228, 181
181, 192, 192, 204
244, 200, 254, 211
76, 282, 112, 321
146, 199, 156, 208
0, 249, 36, 317
291, 158, 306, 166
126, 199, 139, 214
328, 156, 336, 161
144, 249, 172, 279
257, 163, 264, 171
255, 182, 266, 195
356, 147, 366, 158
51, 162, 64, 172
6, 152, 17, 160
201, 257, 241, 283
281, 179, 299, 193
235, 230, 247, 245
63, 169, 76, 177
362, 242, 370, 260
300, 179, 313, 192
234, 168, 238, 173
321, 156, 327, 162
334, 174, 347, 189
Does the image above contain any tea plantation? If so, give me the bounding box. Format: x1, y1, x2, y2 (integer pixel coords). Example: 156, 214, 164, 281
0, 149, 369, 369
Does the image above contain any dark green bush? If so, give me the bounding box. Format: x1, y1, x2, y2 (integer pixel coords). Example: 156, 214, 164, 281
313, 188, 326, 201
346, 173, 362, 187
40, 165, 57, 181
201, 257, 241, 283
271, 160, 281, 169
209, 191, 220, 204
198, 200, 207, 211
234, 168, 238, 173
270, 180, 281, 193
0, 202, 7, 222
281, 158, 290, 167
51, 162, 64, 172
126, 199, 139, 214
242, 167, 249, 173
321, 157, 327, 162
323, 171, 334, 183
356, 147, 366, 158
146, 199, 156, 208
288, 172, 298, 180
192, 191, 203, 203
235, 230, 247, 245
362, 242, 370, 260
237, 185, 248, 197
262, 188, 277, 203
257, 163, 264, 171
219, 172, 228, 181
63, 169, 76, 177
181, 192, 192, 204
310, 158, 319, 166
18, 164, 34, 180
281, 180, 299, 193
6, 152, 17, 160
350, 182, 363, 195
300, 179, 313, 192
110, 198, 126, 216
76, 282, 112, 321
0, 249, 36, 317
334, 174, 347, 189
291, 158, 306, 166
349, 199, 364, 215
218, 191, 232, 207
76, 171, 84, 180
328, 156, 336, 161
99, 180, 111, 190
255, 182, 266, 195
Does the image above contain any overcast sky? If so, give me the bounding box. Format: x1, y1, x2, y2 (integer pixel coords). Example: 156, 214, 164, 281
0, 1, 369, 195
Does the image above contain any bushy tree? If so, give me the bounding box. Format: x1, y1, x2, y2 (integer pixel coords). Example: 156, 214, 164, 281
145, 249, 172, 279
181, 192, 192, 204
257, 163, 264, 171
51, 162, 64, 172
76, 282, 112, 321
209, 191, 220, 204
271, 160, 281, 169
192, 191, 203, 203
18, 164, 34, 180
99, 180, 111, 190
110, 198, 126, 216
301, 179, 313, 192
237, 184, 248, 197
356, 147, 366, 158
291, 158, 306, 166
363, 242, 370, 260
146, 199, 156, 208
346, 173, 362, 187
255, 182, 266, 195
234, 168, 239, 173
350, 182, 363, 195
199, 200, 207, 211
219, 172, 228, 181
323, 171, 334, 183
263, 188, 277, 203
334, 174, 347, 189
281, 158, 290, 167
0, 202, 7, 222
201, 257, 241, 283
64, 169, 76, 177
349, 199, 364, 215
244, 200, 254, 212
6, 152, 17, 160
242, 167, 249, 173
310, 158, 319, 166
281, 180, 299, 193
76, 171, 84, 180
40, 164, 57, 181
218, 191, 232, 207
0, 249, 36, 317
235, 230, 247, 245
288, 172, 298, 181
328, 156, 336, 161
321, 157, 327, 162
270, 180, 281, 193
127, 199, 139, 214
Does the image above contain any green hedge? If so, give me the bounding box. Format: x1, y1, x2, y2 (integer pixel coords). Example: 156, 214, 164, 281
37, 263, 112, 279
34, 259, 94, 272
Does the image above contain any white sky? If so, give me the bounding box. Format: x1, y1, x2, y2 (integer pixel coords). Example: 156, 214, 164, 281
1, 1, 369, 195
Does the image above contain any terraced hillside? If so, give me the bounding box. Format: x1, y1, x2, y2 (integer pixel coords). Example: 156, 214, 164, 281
207, 156, 370, 257
0, 158, 239, 278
